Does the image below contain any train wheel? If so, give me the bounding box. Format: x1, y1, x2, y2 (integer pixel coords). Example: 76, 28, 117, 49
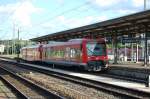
87, 68, 92, 71
86, 66, 93, 72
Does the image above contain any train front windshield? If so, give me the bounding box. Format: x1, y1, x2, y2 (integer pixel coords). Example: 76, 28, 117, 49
86, 42, 106, 56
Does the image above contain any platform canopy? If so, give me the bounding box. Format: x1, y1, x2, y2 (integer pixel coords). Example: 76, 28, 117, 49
31, 10, 150, 42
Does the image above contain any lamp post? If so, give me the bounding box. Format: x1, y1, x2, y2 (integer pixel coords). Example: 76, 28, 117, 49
17, 28, 20, 62
144, 0, 146, 10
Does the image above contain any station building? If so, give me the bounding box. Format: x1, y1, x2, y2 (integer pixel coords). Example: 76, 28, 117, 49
31, 10, 150, 66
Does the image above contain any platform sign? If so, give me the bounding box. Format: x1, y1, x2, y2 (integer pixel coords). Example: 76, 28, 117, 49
122, 37, 143, 43
105, 37, 112, 43
0, 45, 5, 53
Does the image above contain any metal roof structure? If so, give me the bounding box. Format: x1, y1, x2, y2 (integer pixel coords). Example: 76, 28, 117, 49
31, 10, 150, 42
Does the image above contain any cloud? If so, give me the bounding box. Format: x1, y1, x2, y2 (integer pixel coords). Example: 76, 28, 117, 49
132, 0, 144, 7
12, 1, 43, 27
41, 22, 55, 29
0, 0, 43, 27
92, 0, 123, 7
54, 15, 108, 30
0, 3, 15, 13
118, 9, 136, 14
96, 15, 108, 21
57, 15, 65, 22
56, 0, 64, 5
56, 15, 89, 28
56, 0, 63, 2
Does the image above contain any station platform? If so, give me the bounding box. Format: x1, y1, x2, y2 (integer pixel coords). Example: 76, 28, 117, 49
109, 62, 150, 69
0, 55, 150, 81
108, 62, 150, 81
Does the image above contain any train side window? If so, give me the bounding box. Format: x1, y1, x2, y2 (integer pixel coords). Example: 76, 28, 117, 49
76, 49, 81, 58
70, 48, 75, 58
60, 51, 64, 57
51, 48, 54, 57
65, 47, 70, 58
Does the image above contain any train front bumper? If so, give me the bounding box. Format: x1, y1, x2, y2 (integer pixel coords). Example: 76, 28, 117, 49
87, 60, 108, 71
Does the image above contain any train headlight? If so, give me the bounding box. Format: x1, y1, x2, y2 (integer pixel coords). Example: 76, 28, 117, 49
105, 63, 108, 67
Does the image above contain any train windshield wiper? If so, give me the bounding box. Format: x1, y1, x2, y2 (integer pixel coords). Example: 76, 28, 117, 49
87, 48, 94, 55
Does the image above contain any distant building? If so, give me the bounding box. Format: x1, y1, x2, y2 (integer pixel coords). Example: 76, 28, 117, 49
0, 44, 5, 53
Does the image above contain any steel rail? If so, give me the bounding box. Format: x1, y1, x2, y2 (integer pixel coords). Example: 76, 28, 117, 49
0, 66, 63, 99
0, 57, 147, 84
18, 63, 150, 99
0, 76, 28, 99
0, 57, 150, 98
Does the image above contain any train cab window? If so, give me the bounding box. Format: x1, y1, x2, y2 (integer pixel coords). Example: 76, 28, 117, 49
86, 42, 106, 56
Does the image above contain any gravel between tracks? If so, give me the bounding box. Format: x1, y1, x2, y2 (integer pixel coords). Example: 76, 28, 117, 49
0, 62, 121, 99
0, 80, 17, 99
2, 75, 46, 99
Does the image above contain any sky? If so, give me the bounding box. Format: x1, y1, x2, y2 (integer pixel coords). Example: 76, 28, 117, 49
0, 0, 150, 40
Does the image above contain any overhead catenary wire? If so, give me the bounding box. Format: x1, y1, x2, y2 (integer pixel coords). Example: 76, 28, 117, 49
32, 0, 92, 28
21, 1, 93, 38
22, 0, 123, 39
31, 1, 110, 37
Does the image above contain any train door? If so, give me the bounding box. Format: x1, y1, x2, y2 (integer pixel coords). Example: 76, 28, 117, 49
70, 45, 82, 62
70, 47, 76, 62
82, 40, 88, 63
42, 46, 46, 61
38, 45, 43, 61
65, 47, 70, 61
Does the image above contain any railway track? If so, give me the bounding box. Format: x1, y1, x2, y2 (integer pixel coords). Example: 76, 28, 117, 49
0, 66, 63, 99
20, 59, 148, 84
0, 58, 150, 98
0, 57, 147, 84
0, 75, 28, 99
20, 65, 150, 99
0, 61, 121, 99
0, 78, 19, 98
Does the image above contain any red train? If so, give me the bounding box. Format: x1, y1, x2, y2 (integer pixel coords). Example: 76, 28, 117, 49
21, 38, 108, 71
